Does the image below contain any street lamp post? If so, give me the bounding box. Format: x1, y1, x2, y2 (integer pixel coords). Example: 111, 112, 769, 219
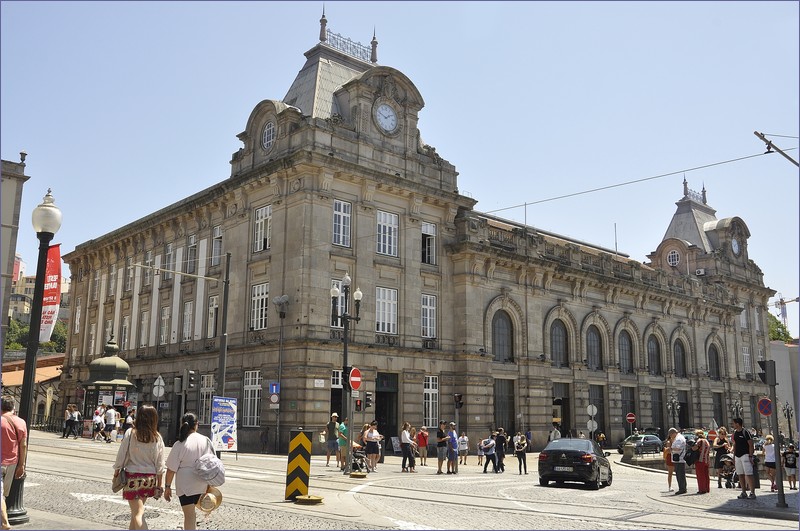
330, 274, 362, 475
7, 189, 62, 525
272, 295, 289, 454
783, 401, 794, 445
730, 399, 743, 420
666, 393, 681, 429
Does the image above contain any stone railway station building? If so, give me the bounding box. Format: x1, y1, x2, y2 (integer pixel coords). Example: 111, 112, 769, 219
61, 16, 774, 452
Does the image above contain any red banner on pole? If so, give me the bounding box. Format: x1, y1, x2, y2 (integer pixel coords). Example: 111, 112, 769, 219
39, 244, 61, 343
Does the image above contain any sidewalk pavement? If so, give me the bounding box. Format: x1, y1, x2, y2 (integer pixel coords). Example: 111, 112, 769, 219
10, 508, 119, 530
616, 459, 799, 522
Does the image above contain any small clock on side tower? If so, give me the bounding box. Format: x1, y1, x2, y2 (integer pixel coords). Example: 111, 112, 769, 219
731, 238, 740, 256
373, 101, 399, 135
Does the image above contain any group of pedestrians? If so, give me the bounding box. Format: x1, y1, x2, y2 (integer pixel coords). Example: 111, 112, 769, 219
60, 403, 82, 439
480, 427, 527, 474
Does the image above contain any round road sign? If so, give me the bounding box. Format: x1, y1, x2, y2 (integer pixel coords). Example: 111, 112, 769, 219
269, 393, 280, 404
587, 404, 597, 417
349, 367, 362, 390
757, 397, 772, 416
587, 419, 598, 432
626, 412, 636, 424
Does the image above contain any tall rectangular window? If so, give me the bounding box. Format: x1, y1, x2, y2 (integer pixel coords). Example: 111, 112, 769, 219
253, 205, 272, 252
159, 306, 170, 345
89, 326, 96, 356
121, 315, 130, 350
421, 222, 436, 265
251, 282, 269, 330
207, 295, 219, 338
199, 375, 215, 424
139, 311, 149, 347
742, 346, 752, 375
242, 370, 262, 427
330, 279, 344, 328
621, 387, 635, 418
144, 251, 153, 286
331, 369, 343, 389
108, 264, 116, 295
163, 244, 174, 280
74, 297, 82, 333
421, 294, 436, 338
182, 301, 193, 342
589, 385, 606, 435
650, 388, 664, 433
186, 234, 197, 274
755, 307, 762, 332
423, 375, 439, 429
375, 287, 398, 334
333, 200, 352, 247
105, 319, 113, 342
712, 393, 724, 426
739, 307, 749, 329
376, 211, 399, 256
92, 270, 100, 301
125, 257, 133, 291
211, 225, 223, 266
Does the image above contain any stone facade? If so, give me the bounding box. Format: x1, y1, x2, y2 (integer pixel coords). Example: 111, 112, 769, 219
60, 18, 774, 453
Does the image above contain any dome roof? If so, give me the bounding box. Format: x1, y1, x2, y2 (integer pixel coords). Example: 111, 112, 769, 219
86, 337, 133, 386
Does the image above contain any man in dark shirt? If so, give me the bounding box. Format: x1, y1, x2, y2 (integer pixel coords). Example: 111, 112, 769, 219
436, 420, 448, 475
495, 427, 507, 473
731, 417, 756, 499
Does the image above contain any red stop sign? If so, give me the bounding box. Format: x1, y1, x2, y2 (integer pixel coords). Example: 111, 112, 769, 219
626, 413, 636, 424
349, 367, 362, 390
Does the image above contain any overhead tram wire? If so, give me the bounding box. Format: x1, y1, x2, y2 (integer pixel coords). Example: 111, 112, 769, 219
485, 149, 795, 215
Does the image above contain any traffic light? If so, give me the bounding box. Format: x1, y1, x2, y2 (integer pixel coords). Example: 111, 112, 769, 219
343, 366, 351, 390
365, 392, 373, 409
454, 393, 464, 409
757, 360, 776, 386
355, 399, 363, 412
183, 369, 197, 392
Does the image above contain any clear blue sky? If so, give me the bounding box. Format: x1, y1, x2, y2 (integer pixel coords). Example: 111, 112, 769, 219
2, 1, 798, 336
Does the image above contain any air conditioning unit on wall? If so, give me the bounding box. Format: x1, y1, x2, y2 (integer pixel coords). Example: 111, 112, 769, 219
695, 268, 706, 276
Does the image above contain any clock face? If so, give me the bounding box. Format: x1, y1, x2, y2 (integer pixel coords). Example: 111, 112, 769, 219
375, 103, 398, 133
731, 238, 740, 256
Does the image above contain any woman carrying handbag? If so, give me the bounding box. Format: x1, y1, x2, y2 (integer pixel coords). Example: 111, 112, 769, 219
164, 412, 217, 530
112, 405, 165, 530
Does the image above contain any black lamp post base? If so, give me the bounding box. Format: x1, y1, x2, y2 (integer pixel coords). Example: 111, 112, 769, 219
6, 476, 29, 525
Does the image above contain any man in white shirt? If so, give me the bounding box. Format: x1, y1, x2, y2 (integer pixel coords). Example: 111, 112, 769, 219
548, 423, 561, 442
668, 427, 688, 495
104, 406, 117, 443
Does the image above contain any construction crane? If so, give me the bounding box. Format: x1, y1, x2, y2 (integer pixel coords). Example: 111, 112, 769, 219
773, 294, 799, 328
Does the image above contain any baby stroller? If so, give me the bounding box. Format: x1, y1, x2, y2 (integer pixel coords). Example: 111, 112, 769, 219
351, 442, 370, 473
718, 453, 738, 489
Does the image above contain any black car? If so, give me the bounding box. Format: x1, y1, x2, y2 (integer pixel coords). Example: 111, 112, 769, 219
538, 438, 613, 489
617, 434, 663, 454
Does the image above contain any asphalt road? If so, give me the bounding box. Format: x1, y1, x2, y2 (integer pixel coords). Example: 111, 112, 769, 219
15, 431, 799, 530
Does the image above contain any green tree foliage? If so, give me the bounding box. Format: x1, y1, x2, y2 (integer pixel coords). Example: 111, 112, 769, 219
767, 312, 792, 342
3, 318, 68, 353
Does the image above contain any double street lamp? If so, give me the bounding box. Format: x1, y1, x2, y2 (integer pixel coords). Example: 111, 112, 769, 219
8, 189, 62, 525
666, 393, 681, 429
730, 399, 743, 420
330, 273, 362, 474
783, 401, 794, 445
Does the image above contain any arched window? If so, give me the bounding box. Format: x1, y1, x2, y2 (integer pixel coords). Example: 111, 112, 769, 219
586, 325, 603, 370
492, 310, 513, 362
708, 345, 721, 380
648, 335, 662, 376
674, 341, 687, 378
550, 319, 569, 368
619, 331, 633, 374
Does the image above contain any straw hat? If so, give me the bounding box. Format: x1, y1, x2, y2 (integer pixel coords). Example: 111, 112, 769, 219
196, 487, 222, 513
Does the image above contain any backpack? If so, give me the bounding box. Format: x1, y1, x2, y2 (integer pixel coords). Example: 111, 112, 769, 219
195, 438, 225, 486
684, 446, 700, 466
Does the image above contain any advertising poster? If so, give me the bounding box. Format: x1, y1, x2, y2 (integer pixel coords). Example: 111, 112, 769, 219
39, 244, 61, 343
113, 390, 127, 405
98, 390, 113, 406
211, 396, 237, 452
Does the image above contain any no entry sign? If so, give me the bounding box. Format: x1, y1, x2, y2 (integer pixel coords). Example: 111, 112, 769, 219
626, 412, 636, 424
349, 367, 362, 390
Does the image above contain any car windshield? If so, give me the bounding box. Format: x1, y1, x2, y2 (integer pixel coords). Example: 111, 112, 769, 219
547, 439, 594, 452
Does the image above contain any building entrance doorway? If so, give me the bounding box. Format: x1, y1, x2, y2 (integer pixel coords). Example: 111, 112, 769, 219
376, 372, 398, 453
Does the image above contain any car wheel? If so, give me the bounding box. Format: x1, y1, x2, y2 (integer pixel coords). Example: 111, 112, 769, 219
602, 468, 613, 487
539, 477, 548, 486
589, 470, 601, 490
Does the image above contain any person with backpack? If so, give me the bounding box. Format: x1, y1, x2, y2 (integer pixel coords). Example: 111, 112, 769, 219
164, 412, 222, 530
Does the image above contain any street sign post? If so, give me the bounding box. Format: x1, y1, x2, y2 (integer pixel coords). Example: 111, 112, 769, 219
152, 375, 165, 399
349, 367, 362, 390
626, 412, 636, 436
757, 397, 772, 417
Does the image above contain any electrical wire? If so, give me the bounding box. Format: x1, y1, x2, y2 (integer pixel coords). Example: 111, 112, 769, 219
761, 133, 799, 139
485, 150, 794, 214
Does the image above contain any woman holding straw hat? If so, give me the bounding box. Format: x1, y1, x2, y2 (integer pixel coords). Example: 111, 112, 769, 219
164, 412, 220, 529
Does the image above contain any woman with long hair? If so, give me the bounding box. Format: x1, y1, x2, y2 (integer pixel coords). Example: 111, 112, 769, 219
663, 431, 675, 491
712, 427, 731, 488
113, 404, 165, 530
164, 412, 215, 530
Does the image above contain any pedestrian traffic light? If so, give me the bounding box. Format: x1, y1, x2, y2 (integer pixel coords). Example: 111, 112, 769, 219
757, 360, 776, 386
365, 391, 373, 409
355, 399, 363, 412
183, 369, 197, 392
454, 393, 464, 409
